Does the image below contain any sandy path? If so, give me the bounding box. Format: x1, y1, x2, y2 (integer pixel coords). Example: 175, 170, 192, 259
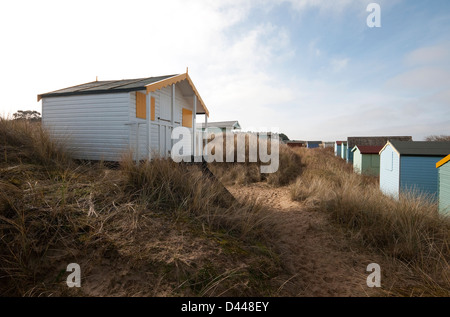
228, 183, 385, 297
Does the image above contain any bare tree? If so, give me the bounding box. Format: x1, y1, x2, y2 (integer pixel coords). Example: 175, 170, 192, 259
424, 135, 450, 141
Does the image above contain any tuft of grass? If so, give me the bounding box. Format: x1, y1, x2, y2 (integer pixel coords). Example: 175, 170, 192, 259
119, 154, 273, 241
208, 133, 302, 187
0, 117, 70, 167
0, 117, 282, 296
266, 144, 303, 186
290, 147, 450, 295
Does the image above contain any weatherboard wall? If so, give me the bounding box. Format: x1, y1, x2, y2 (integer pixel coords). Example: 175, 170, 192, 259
379, 144, 400, 198
438, 161, 450, 215
353, 150, 380, 176
335, 144, 342, 157
360, 154, 380, 176
399, 156, 443, 201
347, 148, 354, 163
364, 154, 380, 176
352, 148, 363, 174
341, 143, 347, 160
307, 142, 321, 149
42, 84, 197, 162
42, 93, 130, 161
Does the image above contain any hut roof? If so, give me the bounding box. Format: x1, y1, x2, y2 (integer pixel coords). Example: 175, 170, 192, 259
384, 141, 450, 157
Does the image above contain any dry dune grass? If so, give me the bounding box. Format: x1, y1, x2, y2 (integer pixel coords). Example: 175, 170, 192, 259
290, 147, 450, 296
0, 117, 70, 167
2, 118, 448, 297
119, 154, 274, 241
208, 133, 302, 187
0, 119, 282, 296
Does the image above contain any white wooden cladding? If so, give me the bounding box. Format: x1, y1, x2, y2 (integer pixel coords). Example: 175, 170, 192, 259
42, 82, 205, 162
42, 93, 130, 161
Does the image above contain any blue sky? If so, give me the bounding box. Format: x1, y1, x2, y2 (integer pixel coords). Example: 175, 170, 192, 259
0, 0, 449, 141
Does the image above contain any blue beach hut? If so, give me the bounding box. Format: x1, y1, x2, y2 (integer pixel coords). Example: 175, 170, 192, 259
379, 141, 450, 200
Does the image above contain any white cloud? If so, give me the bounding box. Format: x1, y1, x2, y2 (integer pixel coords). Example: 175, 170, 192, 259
0, 0, 447, 143
386, 67, 450, 91
281, 0, 357, 13
330, 58, 349, 72
405, 43, 450, 67
276, 0, 401, 17
0, 0, 263, 113
308, 39, 322, 57
428, 89, 450, 106
0, 0, 299, 139
386, 42, 450, 92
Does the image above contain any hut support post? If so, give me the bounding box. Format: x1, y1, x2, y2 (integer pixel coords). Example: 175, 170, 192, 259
146, 92, 151, 160
192, 95, 197, 157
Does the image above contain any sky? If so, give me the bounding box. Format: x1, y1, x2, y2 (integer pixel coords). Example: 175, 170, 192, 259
0, 0, 449, 141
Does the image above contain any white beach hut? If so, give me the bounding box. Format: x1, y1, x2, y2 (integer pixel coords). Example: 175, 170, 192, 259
38, 72, 209, 161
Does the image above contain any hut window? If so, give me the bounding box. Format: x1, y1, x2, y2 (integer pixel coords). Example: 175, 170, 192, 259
136, 92, 146, 119
182, 108, 192, 128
